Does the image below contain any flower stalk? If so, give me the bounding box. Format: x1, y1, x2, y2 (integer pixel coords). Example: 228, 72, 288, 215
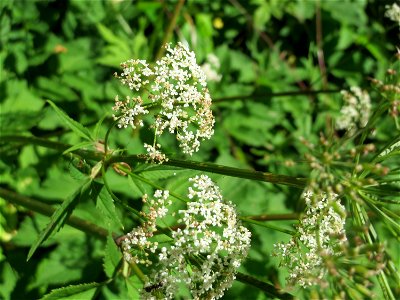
1, 135, 307, 188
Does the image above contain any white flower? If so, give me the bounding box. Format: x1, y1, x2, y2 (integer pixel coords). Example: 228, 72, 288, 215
336, 87, 371, 134
273, 189, 347, 288
143, 143, 168, 164
123, 175, 251, 299
201, 54, 222, 82
113, 43, 215, 157
385, 3, 400, 25
112, 95, 149, 129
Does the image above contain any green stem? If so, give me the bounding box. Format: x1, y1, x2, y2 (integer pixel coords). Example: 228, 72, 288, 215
120, 165, 297, 233
104, 119, 119, 155
0, 135, 102, 161
0, 188, 109, 239
1, 135, 307, 188
128, 171, 188, 203
108, 155, 307, 188
213, 89, 341, 103
351, 201, 396, 300
155, 0, 185, 60
129, 262, 147, 284
244, 213, 299, 221
101, 165, 144, 221
235, 272, 293, 299
240, 216, 295, 235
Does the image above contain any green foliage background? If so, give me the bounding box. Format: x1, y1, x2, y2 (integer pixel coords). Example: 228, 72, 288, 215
0, 0, 398, 299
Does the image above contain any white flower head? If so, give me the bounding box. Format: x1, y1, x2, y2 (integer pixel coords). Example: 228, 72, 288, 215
113, 43, 215, 158
123, 175, 251, 299
336, 87, 371, 134
201, 53, 222, 82
143, 143, 168, 164
385, 3, 400, 25
274, 189, 347, 288
112, 95, 149, 129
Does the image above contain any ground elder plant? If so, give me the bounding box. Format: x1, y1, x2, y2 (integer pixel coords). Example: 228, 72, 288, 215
1, 3, 399, 299
271, 61, 400, 298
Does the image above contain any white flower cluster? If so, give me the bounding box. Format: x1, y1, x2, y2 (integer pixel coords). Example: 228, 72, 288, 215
112, 95, 149, 129
273, 190, 347, 288
143, 143, 168, 164
201, 53, 222, 82
122, 175, 251, 299
113, 43, 215, 157
336, 87, 371, 134
385, 3, 400, 25
122, 190, 171, 266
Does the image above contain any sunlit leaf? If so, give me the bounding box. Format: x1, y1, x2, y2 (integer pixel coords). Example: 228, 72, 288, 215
103, 235, 122, 278
27, 179, 92, 261
96, 185, 124, 230
40, 282, 102, 300
47, 100, 93, 141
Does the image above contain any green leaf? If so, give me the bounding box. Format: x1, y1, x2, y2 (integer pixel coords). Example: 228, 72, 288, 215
47, 100, 93, 141
0, 111, 43, 134
253, 2, 271, 31
223, 104, 282, 147
62, 141, 94, 155
128, 174, 150, 198
27, 179, 92, 261
29, 232, 88, 289
322, 1, 367, 26
103, 235, 122, 278
0, 261, 17, 300
14, 49, 28, 74
97, 186, 124, 230
1, 80, 44, 113
93, 113, 108, 140
40, 282, 102, 300
97, 23, 128, 49
96, 23, 131, 66
37, 77, 79, 102
374, 134, 400, 162
140, 166, 181, 181
125, 276, 142, 299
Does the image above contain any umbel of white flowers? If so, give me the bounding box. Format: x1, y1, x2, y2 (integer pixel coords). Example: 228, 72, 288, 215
335, 87, 371, 134
273, 190, 347, 288
112, 43, 215, 159
385, 3, 400, 25
122, 175, 251, 300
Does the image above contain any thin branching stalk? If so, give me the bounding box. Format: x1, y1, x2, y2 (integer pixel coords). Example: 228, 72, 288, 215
235, 272, 293, 300
315, 0, 327, 88
101, 165, 144, 221
128, 172, 188, 203
351, 201, 396, 300
155, 0, 185, 60
245, 213, 299, 221
212, 89, 341, 103
240, 216, 295, 235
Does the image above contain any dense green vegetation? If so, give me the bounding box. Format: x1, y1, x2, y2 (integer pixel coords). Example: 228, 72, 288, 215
1, 1, 399, 299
